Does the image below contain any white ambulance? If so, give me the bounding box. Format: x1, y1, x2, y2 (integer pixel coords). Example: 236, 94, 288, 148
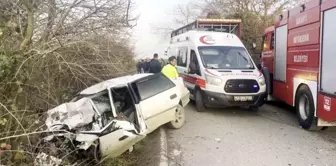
166, 19, 266, 112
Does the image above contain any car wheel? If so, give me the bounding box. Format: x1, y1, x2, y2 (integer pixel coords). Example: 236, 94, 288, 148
295, 85, 321, 131
167, 104, 185, 129
87, 141, 101, 164
195, 90, 206, 112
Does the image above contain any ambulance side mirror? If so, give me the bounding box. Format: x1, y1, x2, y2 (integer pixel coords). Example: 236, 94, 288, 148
189, 64, 197, 74
189, 67, 196, 74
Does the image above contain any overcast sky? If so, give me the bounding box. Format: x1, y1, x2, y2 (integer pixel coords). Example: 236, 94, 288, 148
132, 0, 192, 59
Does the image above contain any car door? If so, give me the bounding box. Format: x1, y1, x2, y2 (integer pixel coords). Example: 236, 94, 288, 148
98, 122, 146, 158
93, 88, 147, 158
133, 74, 180, 133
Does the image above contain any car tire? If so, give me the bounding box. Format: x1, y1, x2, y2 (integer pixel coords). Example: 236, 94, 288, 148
295, 85, 321, 131
87, 141, 101, 164
195, 90, 206, 112
167, 104, 185, 129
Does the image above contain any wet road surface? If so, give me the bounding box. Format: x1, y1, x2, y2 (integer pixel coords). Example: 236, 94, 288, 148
166, 102, 336, 166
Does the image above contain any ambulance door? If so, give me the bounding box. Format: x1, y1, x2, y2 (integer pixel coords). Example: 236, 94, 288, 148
176, 46, 189, 75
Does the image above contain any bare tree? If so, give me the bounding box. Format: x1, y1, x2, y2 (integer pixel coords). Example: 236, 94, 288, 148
0, 0, 139, 164
151, 1, 204, 38
172, 2, 201, 26
200, 0, 303, 51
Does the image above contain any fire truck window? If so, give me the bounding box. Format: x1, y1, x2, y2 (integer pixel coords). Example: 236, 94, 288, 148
270, 32, 275, 50
262, 35, 267, 51
177, 47, 188, 67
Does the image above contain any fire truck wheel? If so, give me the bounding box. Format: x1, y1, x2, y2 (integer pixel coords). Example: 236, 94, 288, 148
295, 85, 319, 130
195, 90, 206, 112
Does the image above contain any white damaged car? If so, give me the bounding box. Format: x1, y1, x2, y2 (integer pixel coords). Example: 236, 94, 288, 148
38, 73, 189, 163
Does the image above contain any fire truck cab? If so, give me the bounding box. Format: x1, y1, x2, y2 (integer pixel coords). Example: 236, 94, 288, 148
261, 0, 336, 130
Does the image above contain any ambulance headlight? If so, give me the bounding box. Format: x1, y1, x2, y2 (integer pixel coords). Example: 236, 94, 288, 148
205, 74, 222, 86
258, 76, 266, 86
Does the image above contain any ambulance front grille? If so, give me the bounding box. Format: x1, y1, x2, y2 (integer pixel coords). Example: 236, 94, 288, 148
224, 79, 259, 93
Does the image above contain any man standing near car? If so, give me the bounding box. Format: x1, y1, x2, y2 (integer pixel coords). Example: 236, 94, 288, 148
149, 53, 162, 73
136, 60, 142, 74
161, 56, 178, 79
143, 57, 151, 73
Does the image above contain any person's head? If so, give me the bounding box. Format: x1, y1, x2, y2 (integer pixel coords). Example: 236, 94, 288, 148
146, 57, 151, 62
153, 53, 158, 59
168, 56, 177, 66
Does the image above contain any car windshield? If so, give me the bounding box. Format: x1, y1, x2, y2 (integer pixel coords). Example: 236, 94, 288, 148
198, 46, 255, 69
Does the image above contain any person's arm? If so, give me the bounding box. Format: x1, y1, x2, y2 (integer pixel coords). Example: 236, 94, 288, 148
174, 67, 179, 79
148, 62, 152, 73
157, 61, 162, 72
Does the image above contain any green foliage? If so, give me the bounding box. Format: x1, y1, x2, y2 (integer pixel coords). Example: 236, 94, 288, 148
0, 0, 138, 165
0, 52, 15, 78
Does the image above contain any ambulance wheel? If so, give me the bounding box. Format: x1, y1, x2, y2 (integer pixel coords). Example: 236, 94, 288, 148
295, 85, 320, 131
195, 90, 206, 112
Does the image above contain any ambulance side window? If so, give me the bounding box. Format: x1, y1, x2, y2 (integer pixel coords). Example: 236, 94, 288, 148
190, 50, 201, 76
177, 47, 188, 67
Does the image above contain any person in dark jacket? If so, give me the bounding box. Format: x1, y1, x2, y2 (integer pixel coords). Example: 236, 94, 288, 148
136, 60, 142, 73
143, 57, 151, 73
149, 53, 162, 73
140, 59, 147, 73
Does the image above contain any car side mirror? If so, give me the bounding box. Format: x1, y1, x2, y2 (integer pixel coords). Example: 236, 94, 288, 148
257, 64, 262, 70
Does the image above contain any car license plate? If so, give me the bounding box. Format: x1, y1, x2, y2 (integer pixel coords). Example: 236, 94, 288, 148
234, 96, 253, 101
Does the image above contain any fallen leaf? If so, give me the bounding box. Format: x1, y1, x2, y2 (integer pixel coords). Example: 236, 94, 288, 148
14, 150, 25, 160
11, 104, 18, 111
0, 143, 6, 149
5, 144, 11, 150
17, 87, 23, 94
173, 149, 181, 156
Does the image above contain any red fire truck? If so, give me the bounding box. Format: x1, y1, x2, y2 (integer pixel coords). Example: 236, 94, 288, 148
261, 0, 336, 130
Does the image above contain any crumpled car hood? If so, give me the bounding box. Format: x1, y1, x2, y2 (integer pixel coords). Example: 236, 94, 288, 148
46, 97, 96, 130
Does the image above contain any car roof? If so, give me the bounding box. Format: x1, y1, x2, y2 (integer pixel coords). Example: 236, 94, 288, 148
79, 73, 153, 95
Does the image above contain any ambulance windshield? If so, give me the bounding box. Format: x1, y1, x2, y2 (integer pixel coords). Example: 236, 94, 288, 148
198, 46, 255, 70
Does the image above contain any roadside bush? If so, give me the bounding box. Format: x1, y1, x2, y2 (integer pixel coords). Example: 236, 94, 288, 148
0, 0, 138, 165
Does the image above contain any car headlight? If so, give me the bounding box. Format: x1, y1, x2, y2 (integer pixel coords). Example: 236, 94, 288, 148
205, 74, 222, 86
258, 76, 266, 86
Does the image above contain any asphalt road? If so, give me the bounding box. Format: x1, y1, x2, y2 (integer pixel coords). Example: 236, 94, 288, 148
166, 102, 336, 166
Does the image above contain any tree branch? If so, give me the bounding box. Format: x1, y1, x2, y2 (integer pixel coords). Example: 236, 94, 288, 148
20, 0, 34, 51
